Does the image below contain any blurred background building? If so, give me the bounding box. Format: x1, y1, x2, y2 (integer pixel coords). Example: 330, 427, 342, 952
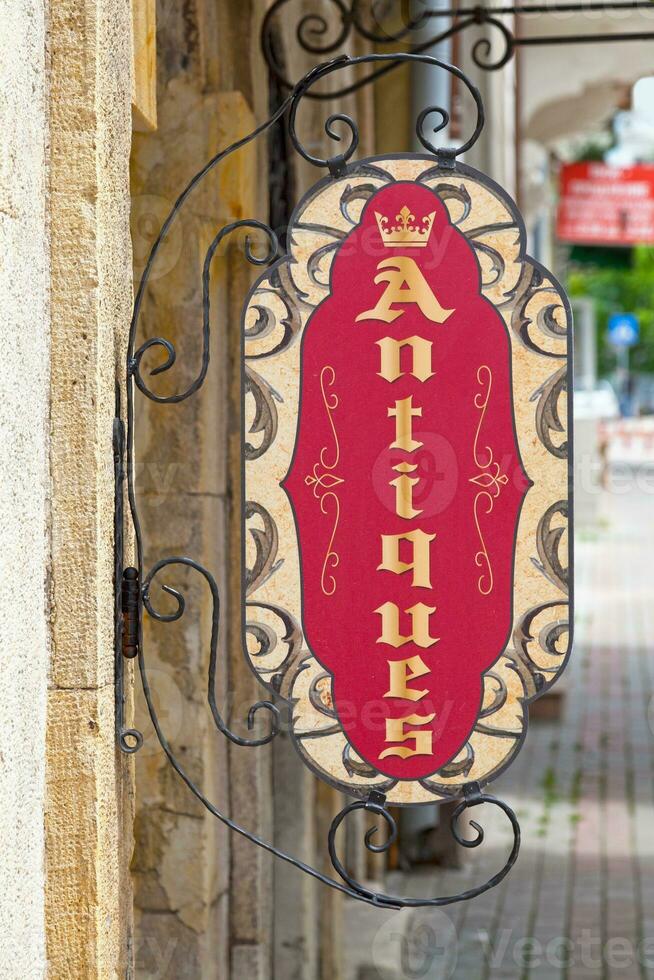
3, 1, 654, 978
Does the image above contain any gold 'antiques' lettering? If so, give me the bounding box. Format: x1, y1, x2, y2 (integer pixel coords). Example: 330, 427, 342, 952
378, 529, 435, 588
375, 602, 438, 648
390, 461, 421, 520
356, 257, 454, 325
384, 656, 431, 701
379, 713, 437, 760
388, 396, 422, 452
370, 262, 444, 760
358, 236, 448, 762
376, 336, 434, 383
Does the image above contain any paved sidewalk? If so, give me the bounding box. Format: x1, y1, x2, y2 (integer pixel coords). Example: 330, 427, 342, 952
344, 474, 654, 980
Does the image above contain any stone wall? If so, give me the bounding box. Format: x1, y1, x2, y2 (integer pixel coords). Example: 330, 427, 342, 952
0, 0, 49, 972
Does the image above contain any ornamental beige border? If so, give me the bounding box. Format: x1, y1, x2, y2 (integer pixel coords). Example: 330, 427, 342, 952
242, 156, 572, 805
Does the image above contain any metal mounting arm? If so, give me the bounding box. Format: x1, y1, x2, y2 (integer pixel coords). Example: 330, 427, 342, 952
114, 53, 520, 909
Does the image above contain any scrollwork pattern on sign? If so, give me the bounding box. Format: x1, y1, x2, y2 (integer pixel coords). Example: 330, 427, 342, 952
245, 501, 281, 595
511, 266, 569, 358
437, 742, 475, 778
244, 601, 305, 699
309, 671, 338, 720
418, 181, 472, 225
244, 265, 304, 360
510, 601, 570, 698
478, 672, 509, 719
343, 743, 396, 782
532, 500, 569, 592
339, 181, 386, 223
533, 366, 568, 458
245, 366, 279, 460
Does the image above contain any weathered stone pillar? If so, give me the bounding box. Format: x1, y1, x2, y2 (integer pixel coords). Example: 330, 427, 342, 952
44, 0, 135, 974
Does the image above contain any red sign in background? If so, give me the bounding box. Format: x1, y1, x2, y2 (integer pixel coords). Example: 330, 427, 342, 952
284, 183, 529, 780
556, 162, 654, 247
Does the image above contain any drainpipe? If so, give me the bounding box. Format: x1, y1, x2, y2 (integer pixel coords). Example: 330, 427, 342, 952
411, 0, 452, 152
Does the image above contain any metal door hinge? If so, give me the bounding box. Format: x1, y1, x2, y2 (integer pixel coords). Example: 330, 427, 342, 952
121, 567, 140, 659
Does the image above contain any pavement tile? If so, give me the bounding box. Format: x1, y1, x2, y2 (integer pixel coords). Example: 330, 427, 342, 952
343, 471, 654, 980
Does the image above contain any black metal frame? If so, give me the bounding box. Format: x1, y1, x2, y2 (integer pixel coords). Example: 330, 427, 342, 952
114, 53, 528, 910
261, 0, 654, 91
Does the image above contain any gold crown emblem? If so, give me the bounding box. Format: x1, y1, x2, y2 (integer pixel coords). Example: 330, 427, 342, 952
375, 205, 436, 247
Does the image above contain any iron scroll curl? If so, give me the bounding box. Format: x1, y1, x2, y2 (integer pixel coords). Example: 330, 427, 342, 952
261, 0, 516, 95
287, 52, 484, 171
328, 786, 520, 908
119, 53, 520, 909
261, 0, 654, 92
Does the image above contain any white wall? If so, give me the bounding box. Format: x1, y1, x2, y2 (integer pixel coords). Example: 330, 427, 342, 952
0, 0, 49, 973
521, 7, 654, 145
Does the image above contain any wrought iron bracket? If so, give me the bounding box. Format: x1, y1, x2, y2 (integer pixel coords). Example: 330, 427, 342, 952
262, 0, 654, 93
114, 52, 521, 909
114, 409, 143, 755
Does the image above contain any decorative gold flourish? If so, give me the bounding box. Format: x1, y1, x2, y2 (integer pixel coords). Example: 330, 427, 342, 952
317, 493, 340, 596
469, 365, 508, 596
305, 464, 343, 496
470, 461, 509, 497
304, 366, 344, 595
472, 365, 493, 468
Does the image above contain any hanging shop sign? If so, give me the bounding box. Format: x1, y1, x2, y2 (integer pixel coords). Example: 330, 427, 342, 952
120, 53, 573, 907
243, 158, 572, 805
557, 161, 654, 247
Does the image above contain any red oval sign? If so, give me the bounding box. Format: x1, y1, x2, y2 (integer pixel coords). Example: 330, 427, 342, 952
283, 182, 530, 779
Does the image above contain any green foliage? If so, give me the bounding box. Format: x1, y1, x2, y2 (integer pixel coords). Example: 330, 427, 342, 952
567, 246, 654, 376
571, 136, 614, 163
